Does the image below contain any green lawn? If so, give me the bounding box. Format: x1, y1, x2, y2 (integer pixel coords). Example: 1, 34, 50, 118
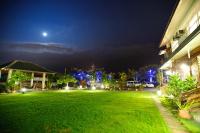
0, 90, 170, 133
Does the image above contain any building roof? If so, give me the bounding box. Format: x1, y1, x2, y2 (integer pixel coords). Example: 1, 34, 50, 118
0, 60, 55, 74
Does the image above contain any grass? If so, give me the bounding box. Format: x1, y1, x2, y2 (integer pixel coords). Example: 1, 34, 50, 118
180, 118, 200, 133
160, 97, 200, 133
0, 90, 170, 133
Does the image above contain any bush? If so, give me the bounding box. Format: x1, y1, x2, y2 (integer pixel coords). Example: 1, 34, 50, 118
167, 74, 183, 97
163, 75, 197, 113
0, 83, 8, 93
160, 96, 178, 110
167, 75, 197, 98
182, 76, 197, 92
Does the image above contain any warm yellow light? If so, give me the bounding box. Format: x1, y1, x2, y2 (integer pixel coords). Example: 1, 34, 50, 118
65, 86, 69, 90
92, 86, 96, 90
21, 88, 27, 94
101, 84, 104, 89
105, 85, 108, 88
180, 64, 190, 72
157, 90, 162, 96
165, 70, 172, 75
79, 85, 82, 89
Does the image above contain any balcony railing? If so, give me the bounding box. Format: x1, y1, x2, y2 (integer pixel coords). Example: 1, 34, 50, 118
33, 77, 48, 81
163, 24, 200, 62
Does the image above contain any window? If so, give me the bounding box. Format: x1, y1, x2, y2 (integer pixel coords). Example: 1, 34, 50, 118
189, 15, 198, 33
188, 11, 200, 34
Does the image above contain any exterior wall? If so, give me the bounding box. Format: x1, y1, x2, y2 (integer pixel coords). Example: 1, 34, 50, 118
164, 46, 200, 83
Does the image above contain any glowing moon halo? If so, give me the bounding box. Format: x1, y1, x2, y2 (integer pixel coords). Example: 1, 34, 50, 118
42, 32, 48, 37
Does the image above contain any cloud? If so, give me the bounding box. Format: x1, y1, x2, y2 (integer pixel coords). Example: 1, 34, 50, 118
0, 41, 160, 72
0, 42, 79, 54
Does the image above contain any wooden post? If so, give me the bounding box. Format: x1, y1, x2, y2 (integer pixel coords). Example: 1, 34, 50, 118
7, 69, 13, 81
160, 69, 163, 86
197, 56, 200, 82
188, 49, 192, 76
30, 72, 34, 87
42, 73, 46, 89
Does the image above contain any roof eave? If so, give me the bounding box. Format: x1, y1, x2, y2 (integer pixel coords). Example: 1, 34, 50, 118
159, 0, 180, 48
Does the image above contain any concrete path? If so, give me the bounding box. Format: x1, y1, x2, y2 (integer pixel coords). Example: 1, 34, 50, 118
144, 88, 189, 133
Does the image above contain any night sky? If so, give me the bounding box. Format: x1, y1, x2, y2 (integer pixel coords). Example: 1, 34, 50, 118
0, 0, 177, 72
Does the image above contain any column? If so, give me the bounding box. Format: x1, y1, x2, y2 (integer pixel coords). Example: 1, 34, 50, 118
30, 72, 34, 87
160, 69, 163, 86
7, 69, 13, 81
42, 73, 46, 89
197, 56, 200, 82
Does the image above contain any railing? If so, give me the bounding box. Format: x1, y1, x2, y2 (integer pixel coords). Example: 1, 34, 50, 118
170, 11, 200, 54
33, 77, 48, 81
163, 25, 200, 63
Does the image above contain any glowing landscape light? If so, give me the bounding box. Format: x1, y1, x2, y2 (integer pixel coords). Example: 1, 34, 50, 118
21, 88, 27, 94
65, 86, 69, 90
101, 84, 104, 89
79, 85, 83, 89
92, 86, 96, 90
105, 85, 108, 89
157, 90, 162, 96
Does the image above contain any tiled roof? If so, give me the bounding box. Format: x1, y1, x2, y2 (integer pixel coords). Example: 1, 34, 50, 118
0, 60, 55, 73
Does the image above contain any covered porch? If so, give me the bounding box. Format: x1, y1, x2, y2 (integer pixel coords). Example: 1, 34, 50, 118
0, 60, 55, 89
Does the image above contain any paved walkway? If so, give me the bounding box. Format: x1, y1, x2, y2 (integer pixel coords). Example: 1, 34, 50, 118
151, 93, 189, 133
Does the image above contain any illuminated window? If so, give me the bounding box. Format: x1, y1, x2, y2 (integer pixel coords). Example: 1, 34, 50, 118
188, 11, 200, 34
189, 15, 198, 33
192, 62, 199, 81
198, 11, 200, 24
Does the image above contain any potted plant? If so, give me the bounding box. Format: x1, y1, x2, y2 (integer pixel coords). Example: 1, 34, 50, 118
176, 100, 194, 119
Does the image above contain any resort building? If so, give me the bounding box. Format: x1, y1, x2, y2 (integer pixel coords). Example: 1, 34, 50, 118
159, 0, 200, 84
0, 60, 55, 89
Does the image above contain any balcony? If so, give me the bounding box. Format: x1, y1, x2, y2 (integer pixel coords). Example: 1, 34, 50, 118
161, 24, 200, 69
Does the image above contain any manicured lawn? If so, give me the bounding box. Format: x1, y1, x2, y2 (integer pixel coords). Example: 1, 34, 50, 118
180, 118, 200, 133
0, 90, 170, 133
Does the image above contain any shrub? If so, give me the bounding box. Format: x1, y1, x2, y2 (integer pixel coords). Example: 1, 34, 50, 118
0, 83, 8, 93
167, 74, 183, 97
176, 100, 194, 111
163, 75, 197, 113
182, 76, 197, 92
167, 75, 197, 98
160, 96, 178, 110
6, 71, 31, 91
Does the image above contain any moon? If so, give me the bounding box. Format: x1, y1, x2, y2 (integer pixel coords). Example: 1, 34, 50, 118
42, 32, 48, 37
